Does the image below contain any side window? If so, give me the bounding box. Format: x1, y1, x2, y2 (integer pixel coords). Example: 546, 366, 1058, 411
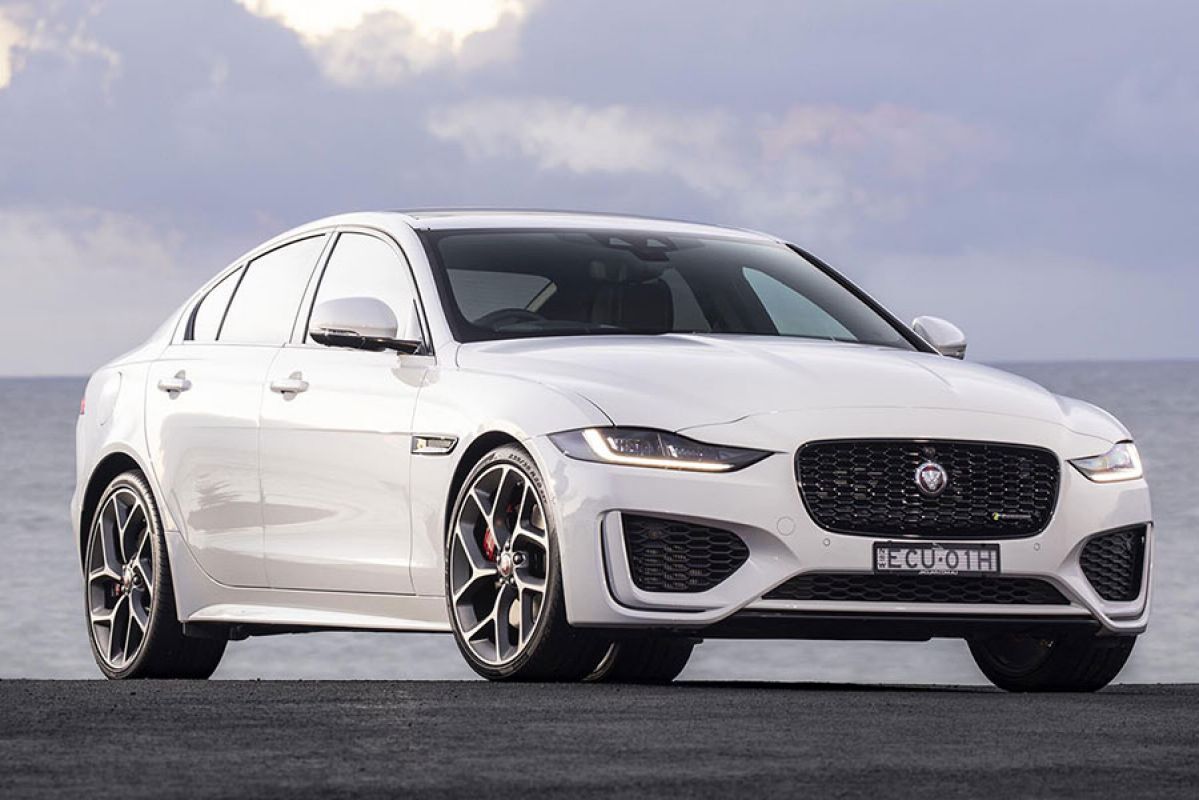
187, 267, 243, 342
220, 236, 326, 345
742, 268, 854, 340
446, 270, 552, 323
306, 233, 417, 343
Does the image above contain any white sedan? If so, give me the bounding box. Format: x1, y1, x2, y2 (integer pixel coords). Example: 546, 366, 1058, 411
72, 210, 1151, 689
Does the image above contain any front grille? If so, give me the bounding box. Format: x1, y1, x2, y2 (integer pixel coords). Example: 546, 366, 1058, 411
622, 514, 749, 593
796, 439, 1060, 538
764, 573, 1070, 605
1080, 527, 1146, 601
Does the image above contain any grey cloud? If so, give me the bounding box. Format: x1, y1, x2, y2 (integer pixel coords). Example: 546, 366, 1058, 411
0, 0, 1196, 374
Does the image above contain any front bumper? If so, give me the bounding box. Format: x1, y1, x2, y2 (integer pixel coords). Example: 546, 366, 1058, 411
528, 425, 1153, 638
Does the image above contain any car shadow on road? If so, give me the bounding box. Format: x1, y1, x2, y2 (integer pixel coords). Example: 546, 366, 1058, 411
673, 680, 999, 693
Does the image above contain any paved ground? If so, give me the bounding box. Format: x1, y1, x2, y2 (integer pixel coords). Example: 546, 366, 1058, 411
1, 681, 1196, 799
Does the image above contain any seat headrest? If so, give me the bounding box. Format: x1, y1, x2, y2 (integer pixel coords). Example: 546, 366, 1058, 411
590, 278, 673, 331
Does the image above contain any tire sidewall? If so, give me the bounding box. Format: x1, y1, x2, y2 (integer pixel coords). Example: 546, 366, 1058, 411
969, 633, 1137, 692
444, 445, 565, 680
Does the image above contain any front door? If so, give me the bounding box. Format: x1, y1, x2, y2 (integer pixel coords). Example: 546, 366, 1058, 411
259, 230, 429, 594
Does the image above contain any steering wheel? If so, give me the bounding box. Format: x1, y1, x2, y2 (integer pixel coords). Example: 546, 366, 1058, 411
474, 308, 546, 329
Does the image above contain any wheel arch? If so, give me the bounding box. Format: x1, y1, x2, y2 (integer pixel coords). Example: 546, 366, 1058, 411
443, 430, 524, 535
79, 450, 148, 564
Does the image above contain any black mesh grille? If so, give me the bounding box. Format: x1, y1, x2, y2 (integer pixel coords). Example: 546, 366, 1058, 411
623, 515, 749, 593
764, 573, 1070, 605
796, 439, 1060, 538
1080, 527, 1146, 601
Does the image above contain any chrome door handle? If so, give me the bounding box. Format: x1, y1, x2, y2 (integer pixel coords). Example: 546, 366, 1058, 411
270, 372, 309, 395
157, 371, 192, 394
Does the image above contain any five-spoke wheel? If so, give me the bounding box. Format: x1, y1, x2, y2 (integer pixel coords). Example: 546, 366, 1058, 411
83, 471, 226, 679
86, 485, 155, 669
449, 461, 550, 666
445, 445, 609, 681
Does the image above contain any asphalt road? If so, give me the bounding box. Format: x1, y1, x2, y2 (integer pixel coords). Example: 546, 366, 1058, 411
1, 681, 1196, 799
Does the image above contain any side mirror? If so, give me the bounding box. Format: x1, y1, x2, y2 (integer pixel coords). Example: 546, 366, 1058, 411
310, 297, 423, 354
912, 316, 967, 359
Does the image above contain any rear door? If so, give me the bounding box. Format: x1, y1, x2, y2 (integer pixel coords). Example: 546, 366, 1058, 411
259, 229, 431, 594
144, 234, 328, 587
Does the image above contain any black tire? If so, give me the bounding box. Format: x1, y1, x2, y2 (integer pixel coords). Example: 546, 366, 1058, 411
445, 445, 610, 681
968, 631, 1136, 692
586, 638, 695, 684
84, 470, 226, 679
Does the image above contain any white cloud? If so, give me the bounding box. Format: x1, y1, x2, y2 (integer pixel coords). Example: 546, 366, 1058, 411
0, 208, 199, 375
429, 98, 741, 186
0, 3, 120, 92
428, 97, 997, 246
234, 0, 534, 86
0, 5, 27, 89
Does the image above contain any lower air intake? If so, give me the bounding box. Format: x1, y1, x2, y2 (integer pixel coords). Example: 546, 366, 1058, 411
1080, 527, 1146, 602
622, 515, 749, 593
764, 573, 1070, 605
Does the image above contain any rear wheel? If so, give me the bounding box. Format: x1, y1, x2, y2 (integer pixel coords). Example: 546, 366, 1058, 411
445, 445, 609, 681
84, 470, 226, 679
968, 631, 1135, 692
586, 638, 695, 684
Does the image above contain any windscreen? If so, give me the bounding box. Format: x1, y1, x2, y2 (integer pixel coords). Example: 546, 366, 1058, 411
422, 229, 916, 350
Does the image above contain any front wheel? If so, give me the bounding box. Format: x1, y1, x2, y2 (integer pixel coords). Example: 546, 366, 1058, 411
587, 638, 695, 684
968, 631, 1136, 692
445, 445, 609, 681
84, 470, 226, 679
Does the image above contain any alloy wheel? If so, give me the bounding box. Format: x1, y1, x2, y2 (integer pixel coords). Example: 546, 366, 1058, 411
449, 464, 549, 666
86, 487, 154, 669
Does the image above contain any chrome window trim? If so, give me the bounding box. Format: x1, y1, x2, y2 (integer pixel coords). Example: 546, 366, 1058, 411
171, 228, 336, 347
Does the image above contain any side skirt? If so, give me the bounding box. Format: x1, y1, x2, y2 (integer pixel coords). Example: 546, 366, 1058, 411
165, 529, 451, 635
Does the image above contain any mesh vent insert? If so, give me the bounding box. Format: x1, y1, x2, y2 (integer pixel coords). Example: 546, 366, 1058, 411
764, 573, 1070, 605
623, 515, 749, 593
797, 439, 1060, 539
1080, 527, 1146, 602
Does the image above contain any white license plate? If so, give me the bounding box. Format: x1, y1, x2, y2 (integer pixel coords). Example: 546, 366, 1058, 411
873, 542, 1000, 575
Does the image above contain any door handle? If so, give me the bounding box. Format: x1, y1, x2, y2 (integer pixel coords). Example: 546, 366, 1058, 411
270, 371, 309, 395
157, 371, 192, 394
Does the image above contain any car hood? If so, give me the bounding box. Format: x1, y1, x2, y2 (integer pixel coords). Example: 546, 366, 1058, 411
455, 335, 1128, 441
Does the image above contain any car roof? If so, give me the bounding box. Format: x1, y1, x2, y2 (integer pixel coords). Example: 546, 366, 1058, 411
389, 208, 780, 242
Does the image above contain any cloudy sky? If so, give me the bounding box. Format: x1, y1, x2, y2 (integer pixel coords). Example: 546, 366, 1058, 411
0, 0, 1195, 374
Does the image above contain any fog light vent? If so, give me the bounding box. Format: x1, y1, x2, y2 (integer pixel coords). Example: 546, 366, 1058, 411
1080, 527, 1146, 602
622, 515, 748, 593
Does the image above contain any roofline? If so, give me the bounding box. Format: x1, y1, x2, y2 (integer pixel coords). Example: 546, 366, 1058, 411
390, 207, 781, 241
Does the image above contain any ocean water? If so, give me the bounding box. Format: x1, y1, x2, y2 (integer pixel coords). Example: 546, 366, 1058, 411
2, 361, 1195, 682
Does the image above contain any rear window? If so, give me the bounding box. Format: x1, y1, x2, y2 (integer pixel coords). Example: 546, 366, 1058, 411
187, 267, 242, 342
446, 270, 553, 323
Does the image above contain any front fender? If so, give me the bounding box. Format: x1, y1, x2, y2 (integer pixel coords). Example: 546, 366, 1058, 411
407, 366, 611, 595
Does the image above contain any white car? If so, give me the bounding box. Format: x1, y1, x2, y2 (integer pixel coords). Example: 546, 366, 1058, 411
73, 210, 1151, 690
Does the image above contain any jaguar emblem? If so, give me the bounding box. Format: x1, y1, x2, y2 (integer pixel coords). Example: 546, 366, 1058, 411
915, 461, 949, 497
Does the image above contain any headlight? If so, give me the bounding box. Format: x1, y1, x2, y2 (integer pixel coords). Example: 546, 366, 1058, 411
1069, 441, 1143, 483
548, 428, 769, 472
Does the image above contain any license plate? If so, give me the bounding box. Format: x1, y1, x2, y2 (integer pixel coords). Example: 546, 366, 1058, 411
873, 542, 1000, 575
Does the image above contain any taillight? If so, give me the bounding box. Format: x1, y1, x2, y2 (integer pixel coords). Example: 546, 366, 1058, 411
79, 395, 86, 415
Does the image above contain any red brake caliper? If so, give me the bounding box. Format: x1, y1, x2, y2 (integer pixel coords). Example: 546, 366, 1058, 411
482, 528, 499, 562
481, 502, 516, 563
